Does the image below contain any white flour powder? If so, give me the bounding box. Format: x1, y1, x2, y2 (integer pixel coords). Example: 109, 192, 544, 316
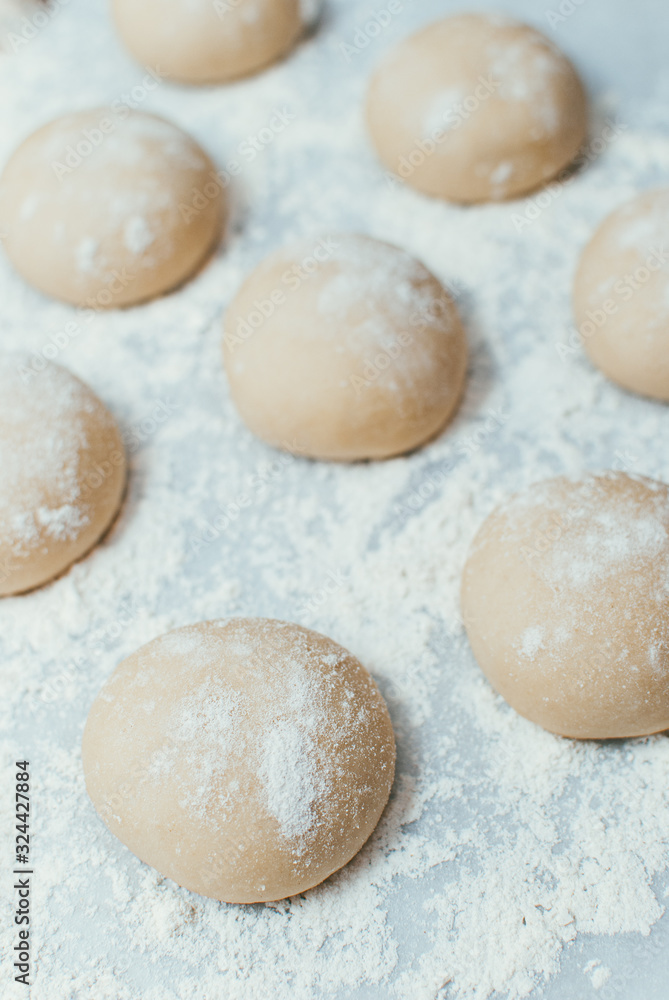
1, 1, 669, 998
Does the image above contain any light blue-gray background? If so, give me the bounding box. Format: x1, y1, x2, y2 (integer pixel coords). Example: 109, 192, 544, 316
2, 1, 669, 999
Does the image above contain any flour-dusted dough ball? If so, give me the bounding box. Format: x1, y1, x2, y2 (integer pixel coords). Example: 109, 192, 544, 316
82, 618, 395, 903
0, 109, 224, 308
0, 357, 126, 596
112, 0, 316, 84
223, 235, 467, 460
573, 189, 669, 401
461, 472, 669, 739
366, 13, 587, 203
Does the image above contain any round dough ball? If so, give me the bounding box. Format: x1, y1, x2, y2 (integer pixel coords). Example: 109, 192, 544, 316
223, 234, 467, 460
0, 109, 224, 307
0, 357, 126, 596
82, 618, 395, 903
573, 188, 669, 401
461, 472, 669, 739
112, 0, 315, 84
366, 13, 587, 203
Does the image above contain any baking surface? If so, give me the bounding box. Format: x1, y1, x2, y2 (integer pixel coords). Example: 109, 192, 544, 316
1, 1, 669, 998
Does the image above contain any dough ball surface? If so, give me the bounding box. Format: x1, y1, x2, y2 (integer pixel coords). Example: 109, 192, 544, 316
112, 0, 313, 84
0, 109, 224, 308
82, 618, 396, 904
366, 13, 587, 203
0, 357, 126, 596
573, 188, 669, 401
223, 234, 467, 460
461, 472, 669, 739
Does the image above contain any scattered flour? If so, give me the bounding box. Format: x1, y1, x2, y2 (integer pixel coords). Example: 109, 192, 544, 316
123, 216, 154, 255
519, 625, 545, 658
0, 357, 97, 554
584, 959, 613, 990
0, 1, 668, 999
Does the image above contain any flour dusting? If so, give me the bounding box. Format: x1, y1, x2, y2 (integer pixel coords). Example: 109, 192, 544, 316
1, 0, 669, 998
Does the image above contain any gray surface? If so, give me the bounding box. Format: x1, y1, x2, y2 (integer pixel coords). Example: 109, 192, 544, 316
2, 1, 669, 998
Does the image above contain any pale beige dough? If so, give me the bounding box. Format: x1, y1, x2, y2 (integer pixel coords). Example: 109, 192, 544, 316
573, 188, 669, 401
365, 13, 587, 203
82, 618, 396, 904
0, 109, 224, 307
461, 472, 669, 739
223, 234, 467, 461
0, 357, 126, 596
112, 0, 315, 84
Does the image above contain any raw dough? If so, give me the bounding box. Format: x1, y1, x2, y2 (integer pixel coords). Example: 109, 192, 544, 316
82, 618, 396, 903
223, 234, 467, 460
365, 13, 587, 203
0, 357, 126, 596
573, 188, 669, 401
0, 109, 224, 307
112, 0, 314, 84
461, 472, 669, 739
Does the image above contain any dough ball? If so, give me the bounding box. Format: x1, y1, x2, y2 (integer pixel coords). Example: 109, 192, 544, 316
365, 13, 587, 203
82, 618, 395, 903
461, 472, 669, 739
573, 188, 669, 401
0, 357, 126, 596
0, 109, 224, 308
223, 234, 467, 460
112, 0, 315, 84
